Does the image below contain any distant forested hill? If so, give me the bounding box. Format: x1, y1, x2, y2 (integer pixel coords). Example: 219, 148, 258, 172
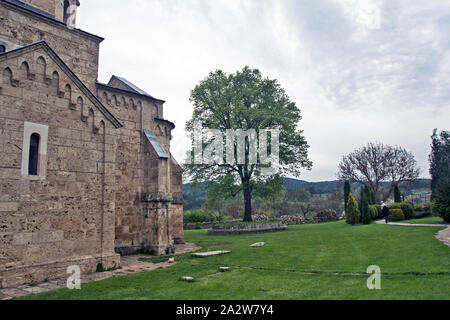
283, 178, 341, 193
183, 178, 431, 211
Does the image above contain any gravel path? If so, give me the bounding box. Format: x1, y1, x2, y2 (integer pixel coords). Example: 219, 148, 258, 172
375, 220, 450, 248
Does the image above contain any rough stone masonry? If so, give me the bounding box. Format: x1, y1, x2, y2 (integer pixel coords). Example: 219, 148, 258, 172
0, 0, 184, 288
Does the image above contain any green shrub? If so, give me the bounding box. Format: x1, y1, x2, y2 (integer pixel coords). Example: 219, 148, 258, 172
389, 203, 401, 209
374, 204, 382, 218
414, 202, 432, 214
389, 202, 414, 220
369, 188, 376, 205
362, 209, 371, 224
368, 205, 379, 220
394, 185, 402, 203
346, 193, 360, 225
429, 130, 450, 222
433, 197, 450, 223
344, 180, 351, 212
183, 209, 222, 224
431, 176, 450, 222
413, 211, 431, 219
401, 202, 414, 219
389, 208, 405, 221
361, 193, 371, 224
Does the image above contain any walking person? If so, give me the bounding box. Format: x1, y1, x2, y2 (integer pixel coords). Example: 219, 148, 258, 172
381, 202, 389, 224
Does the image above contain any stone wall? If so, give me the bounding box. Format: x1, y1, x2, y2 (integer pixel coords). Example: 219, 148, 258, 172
0, 0, 184, 288
0, 45, 119, 288
208, 223, 287, 235
96, 86, 184, 255
0, 1, 103, 92
21, 0, 65, 21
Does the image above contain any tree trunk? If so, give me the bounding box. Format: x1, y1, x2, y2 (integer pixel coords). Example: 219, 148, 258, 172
243, 181, 253, 222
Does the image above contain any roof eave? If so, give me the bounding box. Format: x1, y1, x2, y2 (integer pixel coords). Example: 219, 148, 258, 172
96, 81, 166, 104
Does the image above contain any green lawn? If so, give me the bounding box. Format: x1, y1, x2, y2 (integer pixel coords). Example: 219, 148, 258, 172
20, 221, 450, 300
404, 216, 448, 225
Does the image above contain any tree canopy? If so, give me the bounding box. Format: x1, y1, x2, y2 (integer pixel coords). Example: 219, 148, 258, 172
337, 142, 420, 202
184, 66, 312, 221
429, 129, 450, 222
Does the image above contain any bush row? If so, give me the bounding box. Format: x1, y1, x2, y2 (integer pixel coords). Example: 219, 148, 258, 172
183, 209, 224, 223
364, 202, 417, 223
378, 201, 429, 222
388, 202, 414, 219
389, 208, 405, 221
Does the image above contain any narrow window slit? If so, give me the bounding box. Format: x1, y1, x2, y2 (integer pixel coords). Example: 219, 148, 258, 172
28, 133, 40, 176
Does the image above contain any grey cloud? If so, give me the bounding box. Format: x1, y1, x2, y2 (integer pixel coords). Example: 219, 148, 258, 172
77, 0, 449, 181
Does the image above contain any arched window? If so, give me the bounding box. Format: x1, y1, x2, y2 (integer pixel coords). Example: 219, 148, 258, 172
0, 45, 5, 54
21, 122, 48, 179
28, 133, 40, 175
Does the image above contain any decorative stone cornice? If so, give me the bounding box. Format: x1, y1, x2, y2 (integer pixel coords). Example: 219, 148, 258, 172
171, 193, 183, 205
0, 41, 123, 128
142, 192, 173, 203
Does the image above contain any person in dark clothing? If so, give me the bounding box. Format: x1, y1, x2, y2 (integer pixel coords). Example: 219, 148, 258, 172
381, 203, 389, 224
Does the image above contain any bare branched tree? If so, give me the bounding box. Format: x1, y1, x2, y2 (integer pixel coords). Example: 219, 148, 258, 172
337, 142, 421, 201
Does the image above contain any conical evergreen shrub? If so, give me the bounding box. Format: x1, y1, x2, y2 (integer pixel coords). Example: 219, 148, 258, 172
346, 193, 360, 225
344, 180, 351, 212
394, 184, 402, 203
361, 193, 371, 224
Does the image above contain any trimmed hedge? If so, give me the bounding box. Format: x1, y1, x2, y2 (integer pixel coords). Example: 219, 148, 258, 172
183, 209, 223, 223
389, 202, 414, 220
413, 211, 431, 219
402, 202, 414, 219
414, 202, 433, 214
389, 208, 405, 221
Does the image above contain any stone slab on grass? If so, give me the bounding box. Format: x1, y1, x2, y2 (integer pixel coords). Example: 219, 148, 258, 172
181, 276, 195, 282
250, 242, 265, 247
192, 251, 231, 258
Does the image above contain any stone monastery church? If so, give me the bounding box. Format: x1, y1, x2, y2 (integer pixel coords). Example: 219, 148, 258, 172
0, 0, 184, 288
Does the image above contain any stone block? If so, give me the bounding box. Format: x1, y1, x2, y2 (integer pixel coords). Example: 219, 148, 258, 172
31, 230, 64, 244
12, 233, 32, 245
0, 202, 19, 212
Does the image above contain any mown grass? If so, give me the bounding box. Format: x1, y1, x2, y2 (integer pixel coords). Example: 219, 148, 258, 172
20, 221, 450, 300
404, 216, 447, 225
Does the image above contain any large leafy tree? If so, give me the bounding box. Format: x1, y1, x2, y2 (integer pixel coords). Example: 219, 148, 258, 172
429, 129, 450, 222
184, 67, 312, 221
337, 142, 421, 202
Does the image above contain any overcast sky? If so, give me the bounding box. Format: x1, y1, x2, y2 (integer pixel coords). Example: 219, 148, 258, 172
77, 0, 450, 182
